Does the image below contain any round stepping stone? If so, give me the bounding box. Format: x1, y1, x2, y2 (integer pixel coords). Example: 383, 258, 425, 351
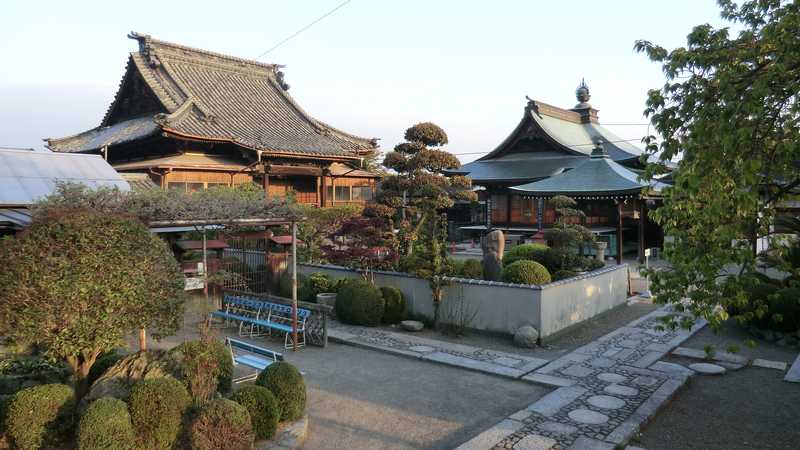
597, 372, 626, 383
604, 384, 639, 397
539, 421, 577, 435
568, 408, 609, 425
689, 362, 726, 375
408, 345, 435, 353
587, 395, 626, 410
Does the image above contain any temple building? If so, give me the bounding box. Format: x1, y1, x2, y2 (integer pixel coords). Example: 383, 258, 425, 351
46, 33, 380, 206
450, 81, 665, 262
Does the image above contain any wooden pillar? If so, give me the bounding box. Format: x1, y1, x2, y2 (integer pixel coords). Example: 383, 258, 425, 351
263, 166, 270, 199
316, 176, 322, 207
638, 199, 646, 263
330, 177, 336, 205
506, 193, 512, 225
616, 200, 624, 265
320, 173, 327, 207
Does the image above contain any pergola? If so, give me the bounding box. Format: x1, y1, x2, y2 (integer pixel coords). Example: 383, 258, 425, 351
148, 217, 305, 351
510, 143, 663, 264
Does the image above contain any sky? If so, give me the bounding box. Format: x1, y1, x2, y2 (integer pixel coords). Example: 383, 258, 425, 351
0, 1, 730, 163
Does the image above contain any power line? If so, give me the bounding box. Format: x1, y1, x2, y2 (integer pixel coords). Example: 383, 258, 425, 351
255, 0, 353, 59
452, 137, 646, 156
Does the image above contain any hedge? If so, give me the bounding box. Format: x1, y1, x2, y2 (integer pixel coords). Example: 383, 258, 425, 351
255, 362, 306, 421
335, 278, 385, 326
503, 243, 551, 267
502, 260, 552, 285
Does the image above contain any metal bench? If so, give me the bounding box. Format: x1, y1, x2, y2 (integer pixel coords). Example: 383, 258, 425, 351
227, 337, 283, 383
211, 294, 312, 348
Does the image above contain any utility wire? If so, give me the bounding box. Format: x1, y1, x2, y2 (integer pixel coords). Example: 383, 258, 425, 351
255, 0, 353, 59
451, 137, 646, 156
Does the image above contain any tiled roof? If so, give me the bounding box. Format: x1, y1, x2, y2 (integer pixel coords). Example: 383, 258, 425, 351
119, 173, 159, 191
48, 33, 377, 159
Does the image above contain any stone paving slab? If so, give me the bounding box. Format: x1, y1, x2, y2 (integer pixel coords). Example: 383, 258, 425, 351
784, 353, 800, 383
455, 305, 707, 450
328, 322, 549, 380
454, 418, 525, 450
752, 358, 788, 371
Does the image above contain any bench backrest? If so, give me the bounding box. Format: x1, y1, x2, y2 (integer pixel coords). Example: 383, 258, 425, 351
263, 301, 311, 319
224, 294, 311, 320
227, 338, 284, 361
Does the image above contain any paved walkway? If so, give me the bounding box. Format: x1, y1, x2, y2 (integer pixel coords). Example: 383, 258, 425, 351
328, 323, 550, 380
455, 307, 707, 450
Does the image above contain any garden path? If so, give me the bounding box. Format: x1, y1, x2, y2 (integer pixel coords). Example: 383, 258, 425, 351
454, 306, 707, 450
327, 321, 550, 379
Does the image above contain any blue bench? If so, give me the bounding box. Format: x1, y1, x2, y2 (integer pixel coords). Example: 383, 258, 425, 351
227, 337, 283, 383
211, 294, 312, 349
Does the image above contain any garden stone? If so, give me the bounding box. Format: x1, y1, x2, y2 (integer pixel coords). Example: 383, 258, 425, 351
514, 325, 539, 348
84, 350, 180, 404
597, 372, 627, 383
481, 229, 505, 281
603, 384, 638, 397
688, 362, 726, 375
568, 408, 609, 425
400, 320, 424, 332
587, 395, 626, 410
514, 434, 556, 450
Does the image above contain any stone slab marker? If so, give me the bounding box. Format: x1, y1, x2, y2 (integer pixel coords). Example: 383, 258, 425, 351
481, 229, 505, 281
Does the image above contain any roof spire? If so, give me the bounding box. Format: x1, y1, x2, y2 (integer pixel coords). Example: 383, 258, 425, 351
574, 78, 591, 109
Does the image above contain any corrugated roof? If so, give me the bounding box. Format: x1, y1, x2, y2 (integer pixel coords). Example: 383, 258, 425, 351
0, 148, 129, 206
0, 208, 32, 230
47, 33, 377, 159
509, 146, 647, 197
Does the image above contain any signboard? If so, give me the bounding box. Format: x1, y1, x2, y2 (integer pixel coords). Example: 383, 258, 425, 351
184, 277, 205, 291
644, 248, 652, 257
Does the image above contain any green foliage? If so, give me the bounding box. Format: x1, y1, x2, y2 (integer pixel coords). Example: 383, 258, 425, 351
189, 398, 254, 450
307, 272, 337, 299
129, 377, 191, 450
295, 203, 362, 263
335, 278, 386, 326
450, 258, 484, 279
502, 260, 552, 285
87, 352, 123, 388
0, 394, 10, 435
6, 383, 75, 450
0, 208, 185, 392
504, 244, 551, 267
229, 385, 281, 440
0, 356, 69, 385
553, 269, 578, 281
380, 286, 406, 324
278, 271, 314, 302
404, 122, 449, 147
170, 336, 233, 404
255, 362, 306, 421
635, 1, 800, 329
77, 397, 136, 450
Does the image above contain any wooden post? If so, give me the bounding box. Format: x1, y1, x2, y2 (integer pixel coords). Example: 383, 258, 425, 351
616, 200, 624, 265
263, 166, 270, 199
638, 200, 646, 263
506, 193, 512, 225
139, 328, 146, 351
291, 222, 298, 351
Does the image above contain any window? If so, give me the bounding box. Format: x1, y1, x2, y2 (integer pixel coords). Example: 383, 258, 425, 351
351, 185, 374, 201
167, 181, 229, 193
168, 182, 187, 192
335, 186, 351, 201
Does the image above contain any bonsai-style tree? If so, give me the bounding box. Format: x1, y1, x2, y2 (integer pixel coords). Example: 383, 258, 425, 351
377, 122, 477, 255
543, 195, 594, 269
0, 208, 185, 397
635, 0, 800, 330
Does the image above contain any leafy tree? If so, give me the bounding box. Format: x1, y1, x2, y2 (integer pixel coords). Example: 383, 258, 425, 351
635, 0, 800, 330
543, 196, 594, 270
0, 209, 185, 397
321, 213, 397, 277
294, 203, 362, 263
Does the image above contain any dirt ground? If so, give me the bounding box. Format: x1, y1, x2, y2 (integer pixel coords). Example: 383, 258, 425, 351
635, 321, 800, 450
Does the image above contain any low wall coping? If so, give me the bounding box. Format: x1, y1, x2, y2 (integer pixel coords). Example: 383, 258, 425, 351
298, 262, 629, 291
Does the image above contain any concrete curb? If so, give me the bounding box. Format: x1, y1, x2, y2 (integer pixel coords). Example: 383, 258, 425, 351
257, 414, 309, 450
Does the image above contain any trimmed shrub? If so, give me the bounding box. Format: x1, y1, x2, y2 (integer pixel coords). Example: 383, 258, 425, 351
380, 286, 406, 324
460, 259, 484, 279
170, 338, 233, 401
77, 397, 136, 450
502, 260, 552, 285
189, 398, 254, 450
552, 269, 578, 281
6, 383, 75, 450
308, 272, 336, 296
129, 377, 191, 450
210, 340, 234, 395
504, 243, 550, 266
335, 278, 385, 326
255, 362, 306, 421
230, 385, 281, 440
87, 351, 123, 387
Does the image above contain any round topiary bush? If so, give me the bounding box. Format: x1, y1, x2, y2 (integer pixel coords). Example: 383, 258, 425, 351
380, 286, 406, 324
189, 398, 254, 450
502, 260, 552, 285
503, 243, 550, 266
129, 376, 191, 450
229, 385, 281, 440
77, 397, 136, 450
6, 383, 75, 450
460, 259, 484, 279
335, 278, 385, 326
255, 361, 306, 421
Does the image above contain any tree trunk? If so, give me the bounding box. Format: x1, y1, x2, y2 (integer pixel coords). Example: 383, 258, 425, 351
66, 350, 101, 399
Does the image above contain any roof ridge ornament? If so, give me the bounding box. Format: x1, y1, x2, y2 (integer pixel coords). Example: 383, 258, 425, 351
574, 78, 591, 109
590, 139, 609, 158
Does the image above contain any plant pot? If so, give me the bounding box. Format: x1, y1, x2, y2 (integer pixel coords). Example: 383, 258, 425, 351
316, 293, 337, 308
593, 241, 607, 262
